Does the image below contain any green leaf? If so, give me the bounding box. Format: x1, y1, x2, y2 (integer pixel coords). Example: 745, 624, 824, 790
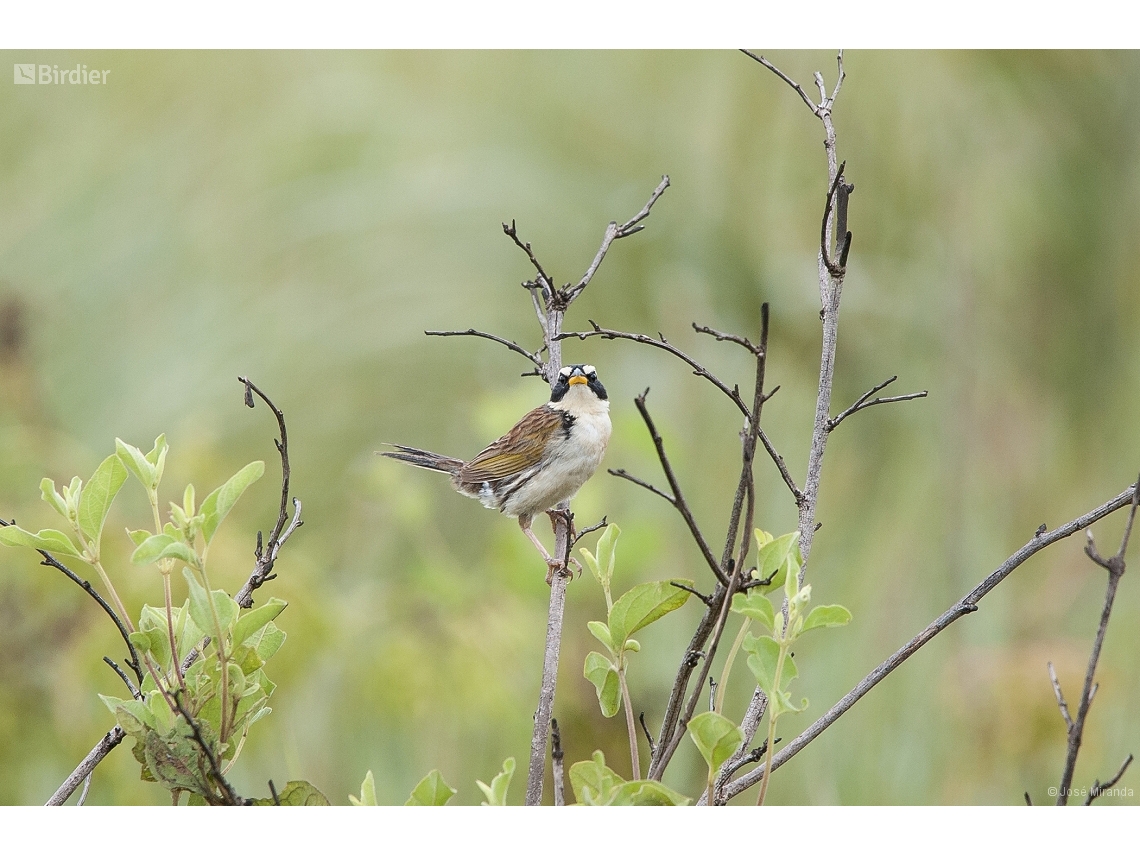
587, 620, 613, 653
131, 532, 201, 568
743, 634, 803, 717
569, 751, 624, 805
0, 525, 82, 557
78, 451, 128, 544
610, 780, 692, 806
40, 478, 68, 519
584, 651, 621, 717
247, 622, 286, 662
743, 634, 782, 698
200, 461, 265, 544
349, 770, 378, 806
607, 579, 692, 648
801, 604, 852, 633
130, 534, 176, 565
232, 598, 287, 649
756, 530, 799, 585
404, 769, 456, 806
593, 523, 619, 588
731, 589, 775, 630
687, 711, 744, 778
253, 780, 331, 806
127, 529, 151, 546
116, 439, 156, 489
183, 483, 196, 517
476, 757, 515, 806
182, 566, 211, 634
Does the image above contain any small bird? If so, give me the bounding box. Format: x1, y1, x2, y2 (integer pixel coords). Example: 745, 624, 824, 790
382, 364, 611, 582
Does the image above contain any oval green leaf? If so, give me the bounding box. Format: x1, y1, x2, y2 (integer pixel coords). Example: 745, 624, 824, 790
200, 461, 265, 544
607, 579, 692, 648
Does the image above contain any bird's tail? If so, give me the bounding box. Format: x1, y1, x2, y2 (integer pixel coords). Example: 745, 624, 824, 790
379, 444, 465, 475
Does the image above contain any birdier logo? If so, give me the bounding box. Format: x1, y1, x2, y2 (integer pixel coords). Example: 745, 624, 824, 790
13, 63, 111, 85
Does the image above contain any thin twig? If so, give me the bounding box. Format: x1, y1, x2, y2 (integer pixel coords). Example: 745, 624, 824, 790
47, 727, 125, 806
570, 517, 609, 550
103, 656, 142, 701
632, 391, 726, 585
639, 712, 657, 755
1084, 754, 1133, 805
170, 690, 243, 805
650, 304, 770, 780
564, 176, 670, 303
671, 581, 712, 607
235, 377, 303, 609
503, 220, 556, 300
827, 376, 928, 432
425, 328, 547, 375
0, 517, 145, 691
608, 468, 676, 504
268, 779, 281, 806
692, 322, 762, 356
721, 482, 1139, 801
560, 323, 750, 418
741, 50, 819, 115
1056, 478, 1139, 804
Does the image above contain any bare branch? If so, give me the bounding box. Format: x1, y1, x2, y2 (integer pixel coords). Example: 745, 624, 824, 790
1056, 478, 1138, 804
559, 322, 750, 418
671, 581, 713, 607
827, 375, 928, 432
608, 468, 676, 504
103, 656, 142, 701
570, 516, 609, 550
47, 727, 125, 806
2, 517, 146, 692
503, 220, 556, 300
632, 390, 727, 586
564, 176, 670, 303
235, 377, 304, 609
692, 322, 762, 356
1084, 754, 1134, 805
757, 427, 802, 502
741, 50, 819, 115
722, 482, 1139, 801
425, 328, 547, 375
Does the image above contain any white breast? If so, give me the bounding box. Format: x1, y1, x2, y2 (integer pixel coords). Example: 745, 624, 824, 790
499, 386, 611, 518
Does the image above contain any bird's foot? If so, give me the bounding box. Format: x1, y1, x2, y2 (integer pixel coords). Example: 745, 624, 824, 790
543, 555, 582, 585
546, 508, 576, 541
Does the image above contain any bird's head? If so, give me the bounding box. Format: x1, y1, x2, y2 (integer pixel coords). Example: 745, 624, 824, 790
550, 363, 607, 403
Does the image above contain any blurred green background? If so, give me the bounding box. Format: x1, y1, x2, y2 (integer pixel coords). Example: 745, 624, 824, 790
1, 50, 1138, 805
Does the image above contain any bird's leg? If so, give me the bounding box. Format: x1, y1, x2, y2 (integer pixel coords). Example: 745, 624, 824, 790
520, 515, 566, 585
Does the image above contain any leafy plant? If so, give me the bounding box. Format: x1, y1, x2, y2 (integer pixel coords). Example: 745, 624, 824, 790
580, 524, 691, 779
0, 436, 304, 805
729, 529, 852, 805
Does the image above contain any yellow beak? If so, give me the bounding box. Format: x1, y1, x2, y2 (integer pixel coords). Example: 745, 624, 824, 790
568, 375, 588, 385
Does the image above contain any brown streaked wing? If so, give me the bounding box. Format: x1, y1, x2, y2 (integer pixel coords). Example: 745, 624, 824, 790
460, 405, 564, 482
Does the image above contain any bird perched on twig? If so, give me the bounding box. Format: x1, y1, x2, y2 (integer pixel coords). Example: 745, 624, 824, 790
381, 364, 611, 582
